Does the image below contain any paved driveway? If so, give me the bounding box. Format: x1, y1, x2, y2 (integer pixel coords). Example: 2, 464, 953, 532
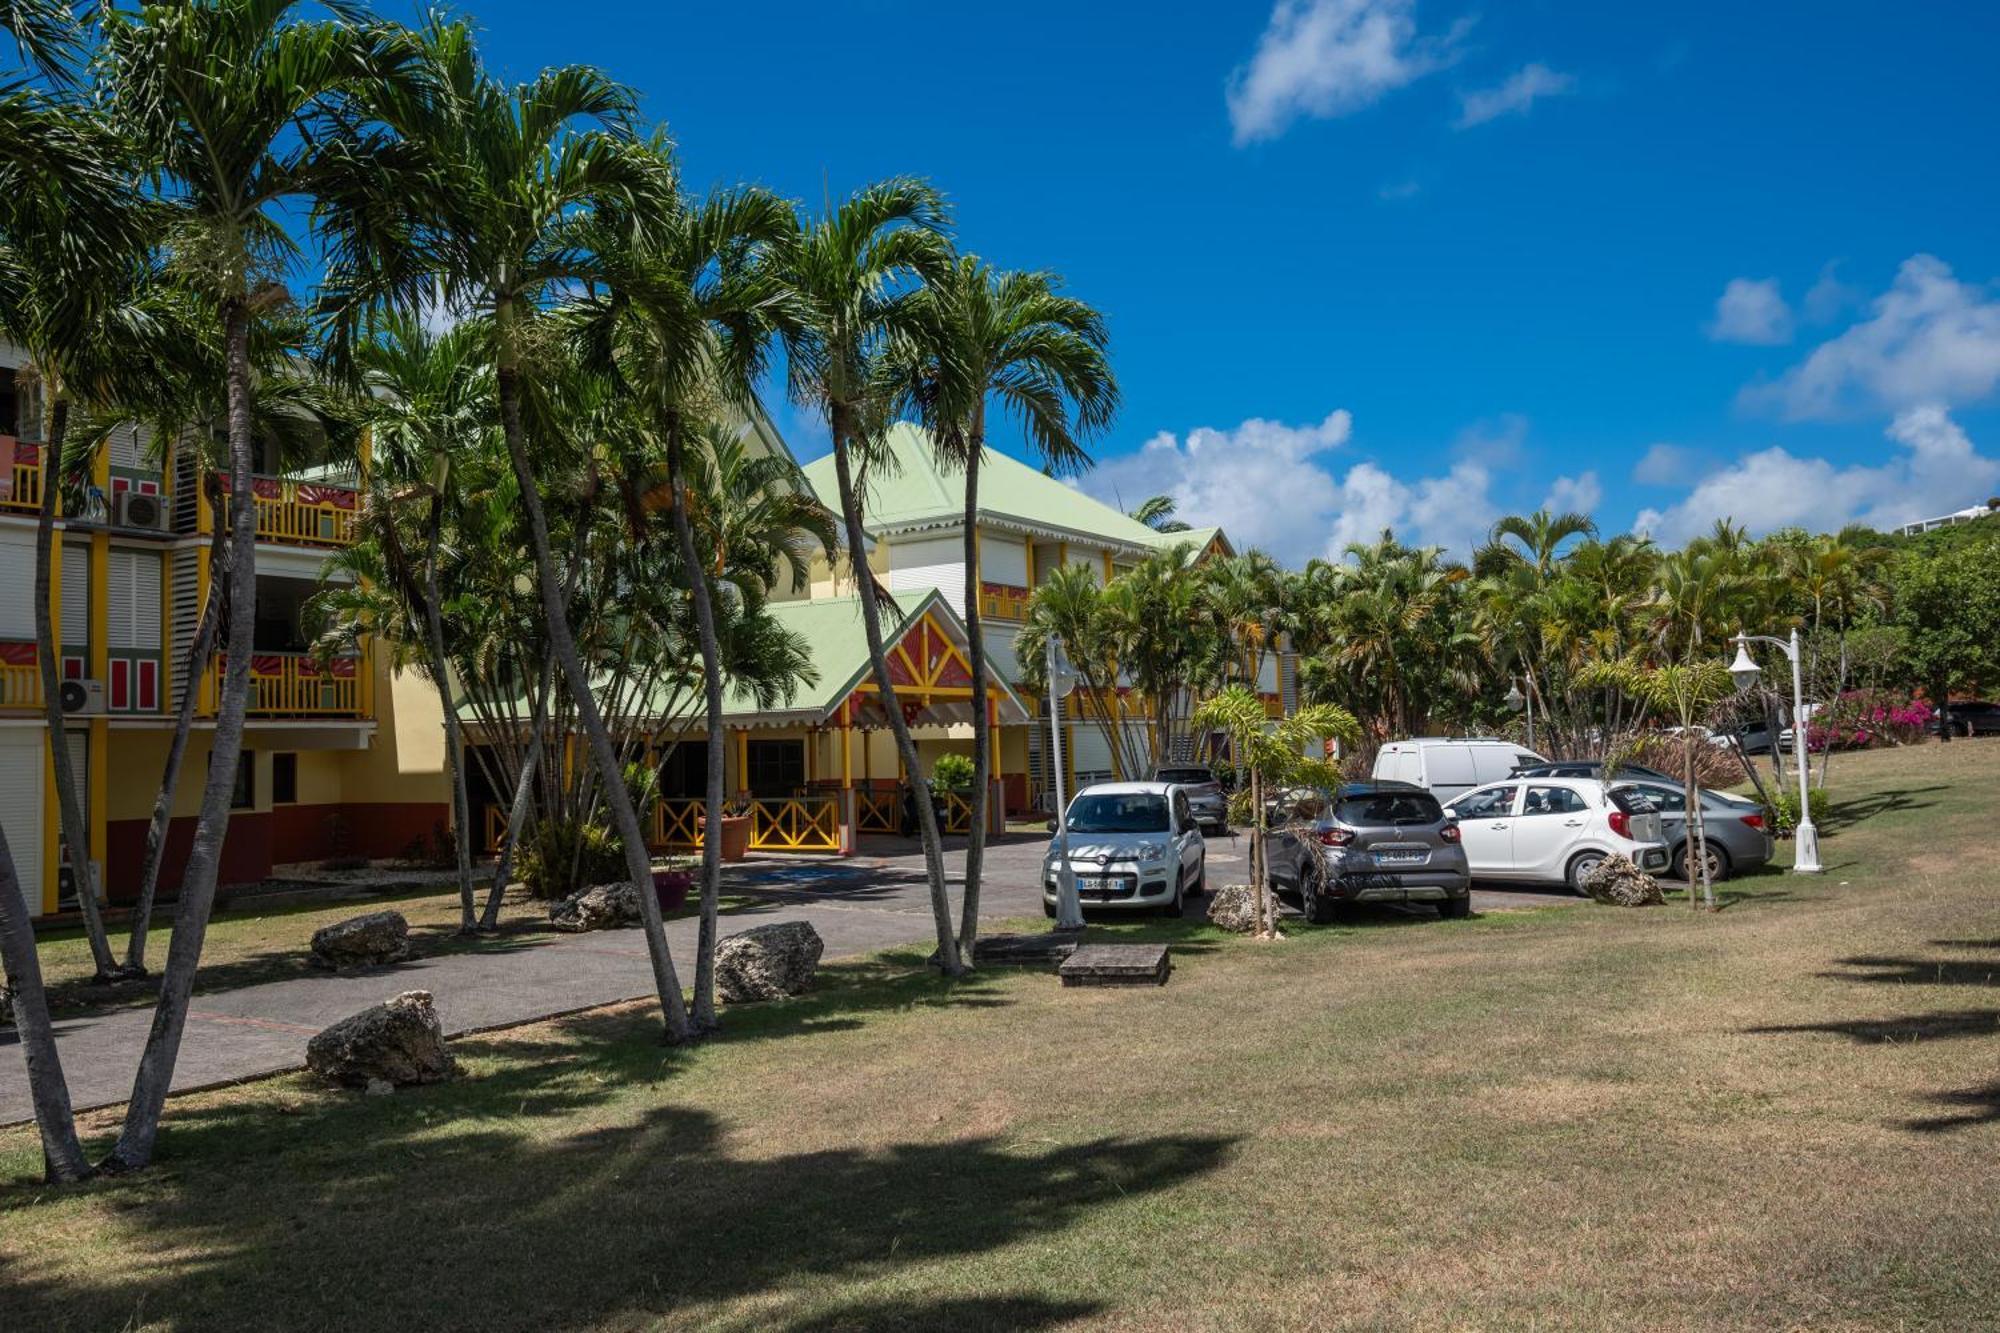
1, 828, 1573, 1124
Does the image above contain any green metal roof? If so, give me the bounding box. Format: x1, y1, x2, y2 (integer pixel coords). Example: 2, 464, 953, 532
799, 422, 1223, 554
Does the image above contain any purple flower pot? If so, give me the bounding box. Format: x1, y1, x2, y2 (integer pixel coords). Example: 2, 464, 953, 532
653, 870, 692, 913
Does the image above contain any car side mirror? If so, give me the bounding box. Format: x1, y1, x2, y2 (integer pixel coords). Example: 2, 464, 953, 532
1044, 818, 1057, 833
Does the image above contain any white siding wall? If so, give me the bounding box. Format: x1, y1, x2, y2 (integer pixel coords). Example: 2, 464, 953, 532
170, 547, 200, 708
60, 537, 86, 647
0, 729, 40, 916
885, 532, 967, 614
0, 529, 32, 639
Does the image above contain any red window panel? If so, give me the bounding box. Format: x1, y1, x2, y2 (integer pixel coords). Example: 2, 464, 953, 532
139, 480, 159, 496
62, 656, 83, 681
111, 477, 129, 495
110, 658, 130, 710
137, 659, 158, 711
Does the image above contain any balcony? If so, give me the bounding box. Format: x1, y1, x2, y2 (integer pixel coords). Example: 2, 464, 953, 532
0, 642, 39, 709
230, 651, 367, 718
0, 437, 44, 517
978, 581, 1032, 621
215, 475, 359, 547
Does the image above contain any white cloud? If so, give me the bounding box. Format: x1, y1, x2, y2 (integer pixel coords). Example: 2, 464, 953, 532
1802, 261, 1858, 325
1086, 408, 1510, 563
1632, 406, 2000, 543
1632, 442, 1700, 486
1541, 471, 1602, 515
1226, 0, 1469, 146
1743, 255, 2000, 419
1708, 277, 1793, 345
1454, 62, 1575, 128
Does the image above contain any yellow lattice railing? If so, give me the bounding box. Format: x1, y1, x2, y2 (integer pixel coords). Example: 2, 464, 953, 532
856, 789, 899, 834
483, 804, 507, 853
652, 798, 704, 849
244, 652, 362, 716
978, 581, 1032, 622
0, 439, 42, 516
749, 796, 840, 852
250, 478, 359, 547
939, 790, 973, 834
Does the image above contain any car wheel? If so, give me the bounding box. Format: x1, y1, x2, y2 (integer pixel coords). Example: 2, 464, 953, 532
1565, 851, 1607, 895
1189, 855, 1206, 897
1298, 871, 1334, 925
1438, 894, 1471, 920
1042, 898, 1057, 919
1672, 840, 1731, 884
1162, 871, 1186, 919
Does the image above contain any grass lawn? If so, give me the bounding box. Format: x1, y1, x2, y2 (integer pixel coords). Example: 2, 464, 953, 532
6, 741, 2000, 1330
33, 872, 749, 1014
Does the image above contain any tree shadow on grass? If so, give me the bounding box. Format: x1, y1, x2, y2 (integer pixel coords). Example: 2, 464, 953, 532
0, 1028, 1233, 1332
1819, 784, 1948, 834
1818, 956, 2000, 987
1898, 1082, 2000, 1134
1744, 1009, 2000, 1043
766, 1293, 1104, 1332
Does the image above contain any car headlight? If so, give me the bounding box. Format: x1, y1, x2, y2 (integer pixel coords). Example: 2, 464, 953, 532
1139, 840, 1169, 863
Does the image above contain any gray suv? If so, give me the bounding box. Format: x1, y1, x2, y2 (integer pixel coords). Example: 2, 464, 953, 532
1264, 782, 1472, 923
1153, 765, 1229, 833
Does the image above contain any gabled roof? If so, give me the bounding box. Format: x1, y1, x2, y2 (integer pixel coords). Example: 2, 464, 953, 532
719, 586, 1029, 727
799, 422, 1229, 556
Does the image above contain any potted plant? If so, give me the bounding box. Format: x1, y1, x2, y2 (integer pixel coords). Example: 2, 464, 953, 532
651, 868, 693, 913
700, 798, 753, 862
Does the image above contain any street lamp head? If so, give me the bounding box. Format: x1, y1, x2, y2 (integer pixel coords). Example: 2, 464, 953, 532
1728, 637, 1761, 692
1504, 682, 1525, 712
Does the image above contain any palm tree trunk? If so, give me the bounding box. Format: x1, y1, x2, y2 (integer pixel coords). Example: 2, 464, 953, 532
958, 443, 989, 958
417, 503, 477, 933
125, 485, 229, 972
104, 298, 261, 1171
663, 415, 728, 1029
481, 665, 548, 930
828, 410, 962, 975
34, 400, 118, 980
494, 324, 690, 1041
0, 816, 90, 1182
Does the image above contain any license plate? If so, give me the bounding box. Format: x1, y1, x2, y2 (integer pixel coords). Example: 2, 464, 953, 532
1079, 876, 1116, 893
1373, 850, 1426, 866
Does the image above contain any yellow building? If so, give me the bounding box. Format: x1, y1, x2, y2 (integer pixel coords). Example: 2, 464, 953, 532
0, 349, 449, 920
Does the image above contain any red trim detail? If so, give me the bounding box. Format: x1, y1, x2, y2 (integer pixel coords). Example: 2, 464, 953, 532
138, 659, 158, 711
110, 659, 130, 710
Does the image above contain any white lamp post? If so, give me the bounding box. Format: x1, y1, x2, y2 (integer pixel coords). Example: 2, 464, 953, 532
1045, 634, 1084, 930
1728, 629, 1821, 874
1505, 678, 1535, 750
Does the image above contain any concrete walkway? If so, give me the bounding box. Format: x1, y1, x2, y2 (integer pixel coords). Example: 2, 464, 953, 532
2, 832, 1570, 1125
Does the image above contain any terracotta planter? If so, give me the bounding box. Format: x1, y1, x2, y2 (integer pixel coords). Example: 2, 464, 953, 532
717, 814, 751, 862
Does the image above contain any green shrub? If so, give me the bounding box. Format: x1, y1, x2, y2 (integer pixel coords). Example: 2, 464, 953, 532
932, 752, 976, 792
1767, 787, 1829, 835
518, 818, 625, 900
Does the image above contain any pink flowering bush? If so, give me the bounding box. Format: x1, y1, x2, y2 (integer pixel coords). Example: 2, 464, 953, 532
1806, 690, 1934, 752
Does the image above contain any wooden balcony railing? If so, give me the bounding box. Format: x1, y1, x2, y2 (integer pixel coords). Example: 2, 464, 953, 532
219, 476, 359, 547
978, 581, 1032, 621
748, 796, 840, 852
0, 438, 44, 517
235, 651, 364, 717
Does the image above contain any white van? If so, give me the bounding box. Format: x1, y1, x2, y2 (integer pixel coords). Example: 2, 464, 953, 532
1372, 738, 1547, 802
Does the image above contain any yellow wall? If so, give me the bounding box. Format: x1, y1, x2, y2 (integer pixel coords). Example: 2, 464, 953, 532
340, 660, 449, 805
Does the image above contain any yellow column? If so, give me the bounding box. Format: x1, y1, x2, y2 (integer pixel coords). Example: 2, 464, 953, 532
988, 699, 1002, 775
735, 729, 749, 797
1025, 540, 1037, 590
840, 723, 853, 789
43, 513, 62, 913
88, 448, 108, 901
1102, 550, 1113, 583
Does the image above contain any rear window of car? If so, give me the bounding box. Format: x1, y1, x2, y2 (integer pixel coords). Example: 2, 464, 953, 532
1336, 792, 1445, 826
1608, 787, 1658, 814
1155, 769, 1215, 785
1066, 793, 1170, 833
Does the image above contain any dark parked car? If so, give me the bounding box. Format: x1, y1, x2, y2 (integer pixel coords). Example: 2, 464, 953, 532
1153, 765, 1230, 832
1612, 780, 1774, 882
1511, 760, 1684, 785
1263, 782, 1472, 924
1934, 701, 2000, 738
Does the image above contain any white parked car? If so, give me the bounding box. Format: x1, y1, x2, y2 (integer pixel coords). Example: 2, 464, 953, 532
1373, 737, 1548, 802
1042, 782, 1207, 916
1441, 777, 1669, 893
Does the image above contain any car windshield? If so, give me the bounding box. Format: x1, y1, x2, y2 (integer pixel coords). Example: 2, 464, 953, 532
1335, 792, 1444, 825
1155, 768, 1215, 785
1066, 793, 1170, 833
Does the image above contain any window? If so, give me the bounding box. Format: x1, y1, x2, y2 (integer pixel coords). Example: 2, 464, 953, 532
744, 739, 804, 796
272, 752, 298, 805
1451, 786, 1515, 819
1065, 793, 1169, 833
1172, 790, 1193, 830
1521, 785, 1589, 817
210, 750, 255, 809
1336, 792, 1445, 826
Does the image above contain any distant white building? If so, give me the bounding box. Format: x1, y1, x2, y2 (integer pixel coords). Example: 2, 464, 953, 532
1898, 501, 1999, 536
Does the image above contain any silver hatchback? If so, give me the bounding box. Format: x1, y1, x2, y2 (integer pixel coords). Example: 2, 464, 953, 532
1043, 782, 1208, 916
1265, 783, 1473, 923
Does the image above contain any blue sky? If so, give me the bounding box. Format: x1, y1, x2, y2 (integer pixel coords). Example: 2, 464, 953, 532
465, 0, 2000, 562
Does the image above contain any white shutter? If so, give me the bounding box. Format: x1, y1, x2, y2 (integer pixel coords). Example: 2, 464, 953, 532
109, 549, 162, 650
107, 422, 146, 471
0, 529, 31, 639
0, 730, 42, 916
60, 537, 87, 648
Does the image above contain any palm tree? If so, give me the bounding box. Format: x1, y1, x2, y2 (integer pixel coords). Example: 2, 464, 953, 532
339, 16, 695, 1039
1016, 563, 1146, 780
890, 257, 1117, 956
1130, 493, 1190, 532
771, 178, 967, 974
578, 174, 794, 1029
96, 0, 403, 1172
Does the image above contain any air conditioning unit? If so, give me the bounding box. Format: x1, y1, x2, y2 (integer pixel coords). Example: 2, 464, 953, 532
59, 678, 106, 716
115, 490, 167, 531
